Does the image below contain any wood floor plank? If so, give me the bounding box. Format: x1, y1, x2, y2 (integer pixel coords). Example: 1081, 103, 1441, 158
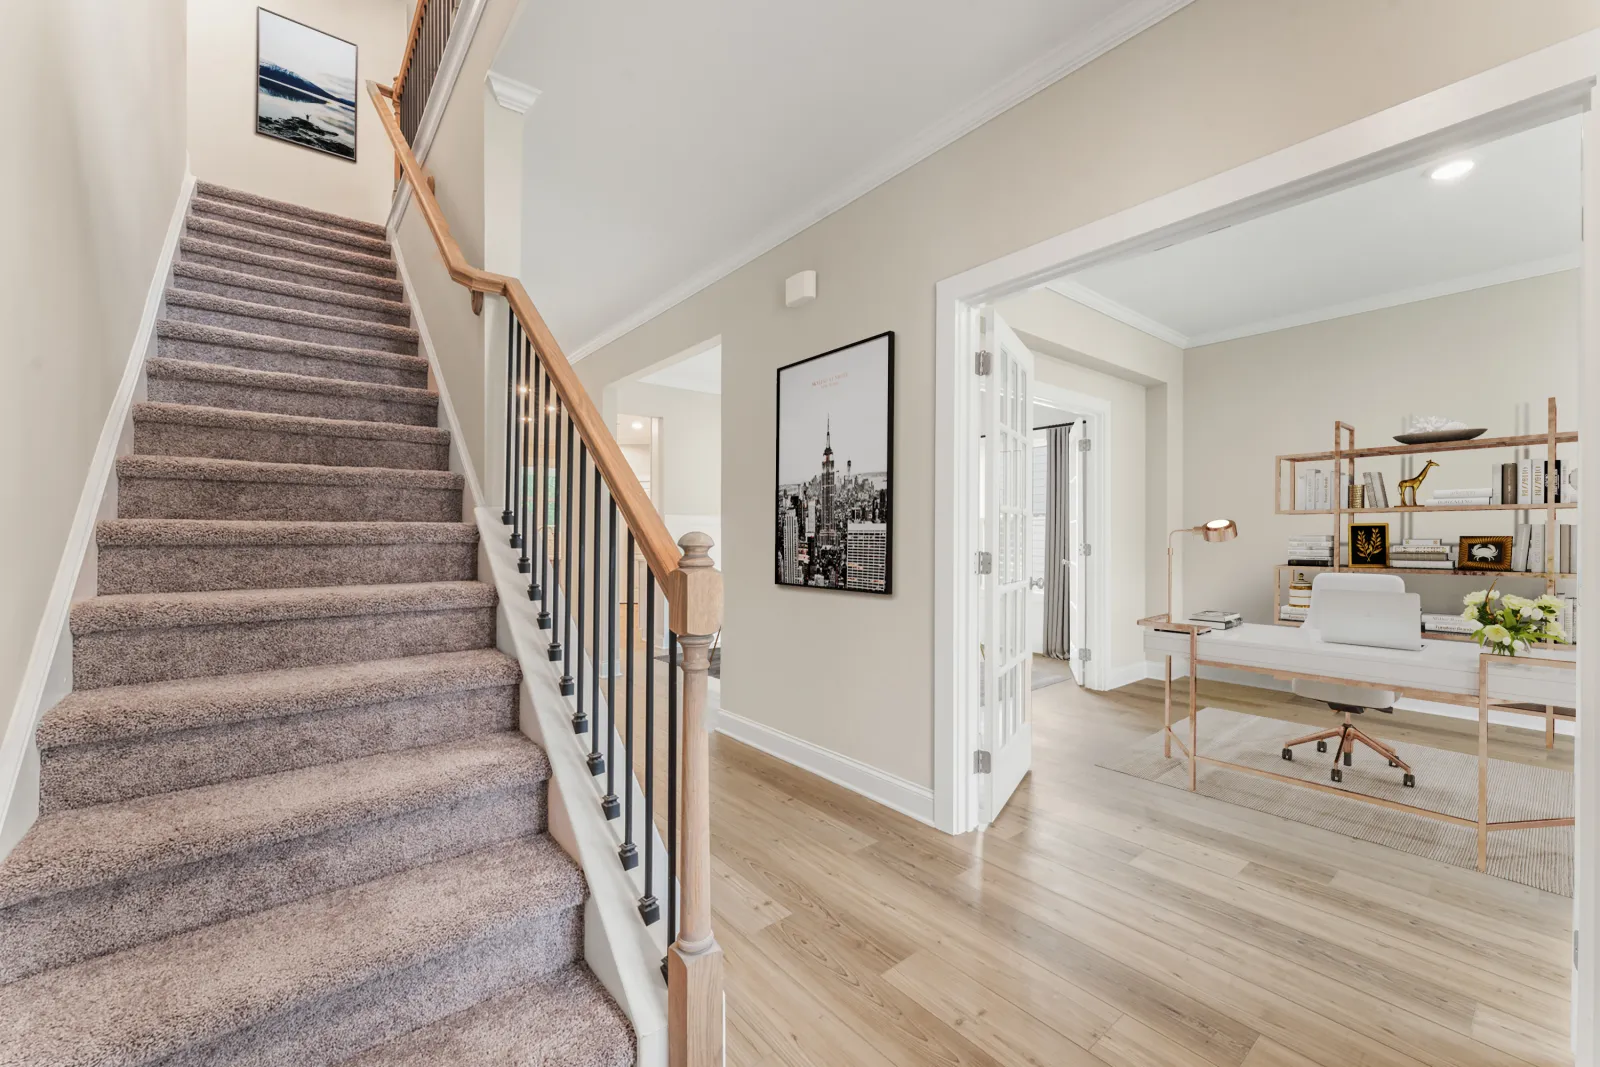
1239, 1037, 1322, 1067
1091, 1015, 1229, 1067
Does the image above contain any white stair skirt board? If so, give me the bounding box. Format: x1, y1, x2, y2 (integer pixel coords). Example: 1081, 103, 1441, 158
0, 172, 197, 860
715, 709, 935, 826
1141, 659, 1575, 737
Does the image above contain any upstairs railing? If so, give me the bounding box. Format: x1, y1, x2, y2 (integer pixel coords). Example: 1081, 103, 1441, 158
392, 0, 461, 144
373, 22, 723, 1064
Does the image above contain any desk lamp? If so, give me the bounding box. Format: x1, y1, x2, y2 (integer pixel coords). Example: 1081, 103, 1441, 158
1168, 519, 1237, 623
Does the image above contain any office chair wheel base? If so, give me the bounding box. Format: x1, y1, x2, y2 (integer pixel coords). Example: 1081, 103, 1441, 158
1316, 741, 1327, 753
1388, 759, 1400, 768
1331, 768, 1343, 783
1282, 748, 1293, 761
1403, 773, 1416, 788
1342, 752, 1352, 767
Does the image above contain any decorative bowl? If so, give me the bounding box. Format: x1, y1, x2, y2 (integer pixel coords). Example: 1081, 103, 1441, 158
1393, 427, 1487, 445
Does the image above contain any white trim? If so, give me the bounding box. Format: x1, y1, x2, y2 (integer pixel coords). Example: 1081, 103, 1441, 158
388, 238, 486, 511
1105, 660, 1153, 690
1044, 278, 1193, 348
715, 709, 935, 827
934, 32, 1600, 947
387, 0, 490, 234
486, 71, 540, 114
566, 0, 1195, 361
0, 172, 196, 859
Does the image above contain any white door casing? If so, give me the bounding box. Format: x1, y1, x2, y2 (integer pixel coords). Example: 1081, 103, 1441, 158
1067, 419, 1087, 686
978, 308, 1034, 824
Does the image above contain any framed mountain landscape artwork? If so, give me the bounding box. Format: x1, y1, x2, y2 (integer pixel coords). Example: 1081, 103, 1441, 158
256, 9, 358, 160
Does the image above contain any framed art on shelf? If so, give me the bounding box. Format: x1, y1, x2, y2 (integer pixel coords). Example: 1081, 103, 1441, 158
1459, 535, 1514, 572
774, 332, 894, 594
1348, 522, 1389, 568
256, 8, 358, 161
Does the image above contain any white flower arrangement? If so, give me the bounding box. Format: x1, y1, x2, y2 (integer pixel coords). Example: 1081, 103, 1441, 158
1462, 588, 1569, 656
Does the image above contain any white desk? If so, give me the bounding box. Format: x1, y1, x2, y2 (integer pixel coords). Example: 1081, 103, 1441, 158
1138, 617, 1576, 871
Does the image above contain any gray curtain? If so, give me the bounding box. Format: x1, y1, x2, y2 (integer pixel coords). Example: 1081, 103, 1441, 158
1043, 425, 1072, 659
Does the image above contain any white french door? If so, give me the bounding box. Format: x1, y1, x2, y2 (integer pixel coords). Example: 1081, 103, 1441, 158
977, 308, 1034, 823
1067, 419, 1087, 686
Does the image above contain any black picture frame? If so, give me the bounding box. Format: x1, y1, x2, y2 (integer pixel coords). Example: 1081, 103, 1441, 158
1459, 535, 1514, 572
774, 332, 895, 595
256, 8, 359, 162
1348, 522, 1389, 568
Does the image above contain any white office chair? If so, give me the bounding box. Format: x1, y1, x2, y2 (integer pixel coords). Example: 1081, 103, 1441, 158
1281, 572, 1416, 787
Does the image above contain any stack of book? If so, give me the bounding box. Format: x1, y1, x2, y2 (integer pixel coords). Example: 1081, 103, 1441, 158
1279, 605, 1309, 623
1426, 487, 1492, 507
1358, 472, 1391, 508
1422, 612, 1479, 636
1553, 594, 1580, 643
1293, 468, 1349, 510
1388, 539, 1456, 570
1511, 523, 1577, 573
1491, 460, 1580, 504
1190, 609, 1242, 630
1286, 534, 1334, 566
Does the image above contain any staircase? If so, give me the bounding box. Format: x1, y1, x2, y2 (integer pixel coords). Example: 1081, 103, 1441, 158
0, 183, 634, 1067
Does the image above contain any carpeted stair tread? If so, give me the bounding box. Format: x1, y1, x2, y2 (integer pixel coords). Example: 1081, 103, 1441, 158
0, 735, 549, 909
132, 401, 449, 446
0, 836, 584, 1067
157, 316, 425, 379
191, 198, 393, 257
339, 965, 633, 1067
116, 452, 459, 492
71, 580, 494, 636
97, 518, 477, 550
165, 290, 419, 347
196, 181, 388, 238
146, 355, 437, 407
39, 649, 517, 750
187, 216, 397, 277
179, 237, 404, 299
172, 261, 411, 325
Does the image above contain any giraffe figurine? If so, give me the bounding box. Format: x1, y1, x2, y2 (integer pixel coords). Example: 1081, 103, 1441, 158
1396, 459, 1440, 507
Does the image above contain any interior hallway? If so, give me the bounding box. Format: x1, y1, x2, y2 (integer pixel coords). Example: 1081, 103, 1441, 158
707, 671, 1572, 1067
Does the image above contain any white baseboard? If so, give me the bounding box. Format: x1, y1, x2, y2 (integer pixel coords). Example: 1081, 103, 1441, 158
1104, 661, 1150, 690
0, 171, 195, 860
715, 709, 935, 826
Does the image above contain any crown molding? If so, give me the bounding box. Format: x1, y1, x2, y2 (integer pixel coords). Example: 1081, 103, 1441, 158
568, 0, 1195, 359
486, 70, 541, 114
1042, 278, 1192, 348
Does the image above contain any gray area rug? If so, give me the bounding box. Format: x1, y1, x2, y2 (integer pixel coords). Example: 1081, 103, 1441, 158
1100, 707, 1573, 896
1031, 654, 1074, 691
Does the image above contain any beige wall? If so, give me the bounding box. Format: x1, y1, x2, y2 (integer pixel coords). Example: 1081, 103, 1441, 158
611, 383, 722, 519
0, 0, 189, 734
187, 0, 407, 224
574, 0, 1598, 790
1184, 271, 1580, 625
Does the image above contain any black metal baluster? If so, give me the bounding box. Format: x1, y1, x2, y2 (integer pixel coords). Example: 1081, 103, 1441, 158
559, 419, 576, 691
546, 406, 563, 649
515, 337, 531, 568
620, 532, 638, 870
590, 465, 603, 739
665, 630, 678, 977
501, 305, 514, 525
573, 443, 588, 727
509, 319, 524, 549
535, 377, 553, 624
639, 568, 659, 923
598, 496, 618, 794
528, 359, 544, 599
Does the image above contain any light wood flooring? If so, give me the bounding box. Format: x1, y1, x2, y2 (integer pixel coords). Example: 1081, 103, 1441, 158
706, 663, 1574, 1067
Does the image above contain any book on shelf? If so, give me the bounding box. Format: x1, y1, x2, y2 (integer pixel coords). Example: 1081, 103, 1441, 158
1425, 489, 1492, 506
1532, 460, 1545, 505
1279, 605, 1308, 622
1528, 525, 1547, 574
1422, 612, 1478, 635
1190, 609, 1242, 629
1512, 524, 1530, 571
1391, 560, 1456, 570
1496, 462, 1515, 505
1561, 523, 1574, 573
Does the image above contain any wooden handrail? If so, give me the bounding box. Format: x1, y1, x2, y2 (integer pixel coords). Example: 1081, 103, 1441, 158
367, 79, 686, 594
392, 0, 429, 103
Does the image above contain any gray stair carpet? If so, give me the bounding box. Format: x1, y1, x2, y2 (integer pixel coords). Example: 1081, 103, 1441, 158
0, 184, 633, 1067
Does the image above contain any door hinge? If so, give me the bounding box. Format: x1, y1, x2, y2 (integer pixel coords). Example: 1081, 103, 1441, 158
974, 349, 992, 376
975, 550, 993, 575
1081, 544, 1092, 557
1080, 648, 1093, 663
1078, 438, 1092, 452
974, 750, 992, 774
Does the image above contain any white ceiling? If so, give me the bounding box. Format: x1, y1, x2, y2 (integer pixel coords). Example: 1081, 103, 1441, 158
494, 0, 1190, 356
1049, 115, 1583, 348
637, 345, 722, 394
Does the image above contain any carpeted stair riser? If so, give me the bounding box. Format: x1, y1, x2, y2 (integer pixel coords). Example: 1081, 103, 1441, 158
340, 967, 633, 1067
41, 682, 517, 811
163, 293, 420, 358
98, 538, 475, 595
157, 320, 425, 387
180, 238, 405, 300
172, 263, 411, 326
190, 199, 392, 258
147, 358, 440, 426
195, 182, 388, 240
116, 467, 462, 524
132, 405, 450, 472
1, 786, 544, 983
187, 217, 396, 279
73, 603, 493, 688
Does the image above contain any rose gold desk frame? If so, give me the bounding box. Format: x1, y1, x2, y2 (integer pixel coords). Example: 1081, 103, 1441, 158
1137, 615, 1575, 873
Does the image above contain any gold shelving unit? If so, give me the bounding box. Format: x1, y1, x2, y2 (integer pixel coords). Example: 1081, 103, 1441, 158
1272, 397, 1575, 637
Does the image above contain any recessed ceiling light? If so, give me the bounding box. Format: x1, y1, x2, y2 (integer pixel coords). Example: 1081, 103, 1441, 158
1428, 159, 1475, 182
631, 420, 644, 430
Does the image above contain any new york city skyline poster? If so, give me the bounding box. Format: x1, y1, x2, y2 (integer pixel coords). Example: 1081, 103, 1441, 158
775, 332, 894, 594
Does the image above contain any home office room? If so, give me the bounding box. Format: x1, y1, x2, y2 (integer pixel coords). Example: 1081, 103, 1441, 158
948, 94, 1588, 1063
